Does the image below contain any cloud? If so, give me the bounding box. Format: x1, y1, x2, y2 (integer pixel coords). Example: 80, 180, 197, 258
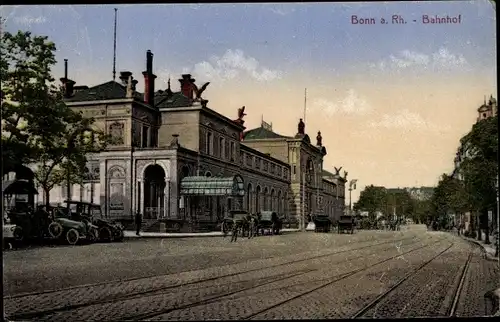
12, 15, 47, 26
312, 89, 372, 116
159, 49, 282, 84
370, 48, 468, 71
269, 5, 296, 16
368, 109, 449, 132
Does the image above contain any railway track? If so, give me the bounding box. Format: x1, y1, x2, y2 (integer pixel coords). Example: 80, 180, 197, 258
5, 235, 416, 300
350, 244, 473, 319
239, 239, 451, 321
120, 237, 448, 321
5, 236, 433, 321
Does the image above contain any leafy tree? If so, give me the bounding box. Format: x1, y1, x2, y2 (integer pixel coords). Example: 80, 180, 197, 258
459, 115, 498, 242
386, 189, 414, 220
1, 31, 60, 175
1, 30, 110, 206
354, 185, 388, 223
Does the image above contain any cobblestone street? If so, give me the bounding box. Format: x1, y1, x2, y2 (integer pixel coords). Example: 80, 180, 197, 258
4, 226, 499, 320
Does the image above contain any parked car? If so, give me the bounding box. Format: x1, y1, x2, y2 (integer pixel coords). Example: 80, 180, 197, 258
63, 200, 124, 242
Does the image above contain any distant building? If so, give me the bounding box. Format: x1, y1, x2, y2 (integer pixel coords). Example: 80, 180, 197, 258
477, 95, 497, 122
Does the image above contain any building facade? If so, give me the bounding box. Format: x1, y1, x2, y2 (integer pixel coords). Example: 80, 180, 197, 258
6, 50, 347, 230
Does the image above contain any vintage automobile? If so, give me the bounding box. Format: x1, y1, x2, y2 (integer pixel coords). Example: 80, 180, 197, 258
338, 215, 355, 234
258, 211, 282, 235
48, 215, 95, 245
63, 200, 124, 242
313, 215, 332, 233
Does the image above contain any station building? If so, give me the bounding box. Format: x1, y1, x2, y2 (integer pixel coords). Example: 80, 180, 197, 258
3, 50, 347, 231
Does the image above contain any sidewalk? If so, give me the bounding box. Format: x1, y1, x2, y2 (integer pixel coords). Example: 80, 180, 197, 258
461, 232, 498, 262
124, 228, 301, 239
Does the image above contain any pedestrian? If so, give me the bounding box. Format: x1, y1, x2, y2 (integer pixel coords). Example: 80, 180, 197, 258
231, 218, 239, 242
135, 210, 143, 236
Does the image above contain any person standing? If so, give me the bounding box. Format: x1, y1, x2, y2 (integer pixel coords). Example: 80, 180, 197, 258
135, 210, 143, 236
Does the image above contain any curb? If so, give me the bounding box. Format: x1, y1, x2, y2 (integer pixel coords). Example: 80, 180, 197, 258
123, 229, 302, 239
462, 237, 498, 262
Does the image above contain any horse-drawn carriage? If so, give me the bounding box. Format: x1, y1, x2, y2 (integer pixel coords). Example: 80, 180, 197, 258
338, 215, 355, 234
258, 211, 282, 236
221, 210, 252, 238
313, 215, 332, 233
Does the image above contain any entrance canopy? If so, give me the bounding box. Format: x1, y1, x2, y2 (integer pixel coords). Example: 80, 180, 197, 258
3, 179, 38, 195
180, 175, 244, 196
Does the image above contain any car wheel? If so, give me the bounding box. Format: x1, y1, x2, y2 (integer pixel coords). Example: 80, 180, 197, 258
115, 229, 124, 242
13, 226, 24, 242
173, 223, 181, 232
99, 226, 112, 242
66, 228, 79, 245
48, 222, 63, 239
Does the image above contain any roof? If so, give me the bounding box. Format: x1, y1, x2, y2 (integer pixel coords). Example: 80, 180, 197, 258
3, 179, 38, 195
243, 126, 292, 140
180, 175, 245, 196
65, 80, 194, 109
155, 91, 192, 108
64, 81, 144, 102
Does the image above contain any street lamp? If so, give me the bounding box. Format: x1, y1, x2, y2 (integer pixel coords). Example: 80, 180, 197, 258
349, 179, 358, 216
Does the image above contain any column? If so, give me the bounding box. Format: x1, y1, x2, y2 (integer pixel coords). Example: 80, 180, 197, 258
164, 180, 170, 218
139, 180, 145, 214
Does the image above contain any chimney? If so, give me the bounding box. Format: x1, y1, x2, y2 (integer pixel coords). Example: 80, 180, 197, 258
119, 71, 132, 86
131, 79, 138, 91
59, 59, 75, 98
179, 74, 195, 100
142, 50, 157, 106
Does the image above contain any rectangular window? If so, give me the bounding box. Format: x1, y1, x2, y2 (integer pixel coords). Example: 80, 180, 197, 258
230, 142, 235, 161
141, 125, 149, 148
207, 132, 212, 154
219, 137, 224, 158
150, 128, 158, 148
293, 165, 296, 174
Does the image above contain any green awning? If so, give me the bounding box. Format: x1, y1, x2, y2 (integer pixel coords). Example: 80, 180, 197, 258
180, 175, 245, 196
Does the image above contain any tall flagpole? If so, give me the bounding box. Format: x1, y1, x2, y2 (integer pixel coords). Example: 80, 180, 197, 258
303, 88, 307, 123
112, 8, 118, 81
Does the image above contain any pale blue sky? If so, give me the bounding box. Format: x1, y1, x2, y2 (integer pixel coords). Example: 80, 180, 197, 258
1, 2, 497, 195
1, 2, 496, 84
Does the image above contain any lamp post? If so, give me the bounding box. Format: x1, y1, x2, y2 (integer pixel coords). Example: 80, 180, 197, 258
349, 179, 357, 216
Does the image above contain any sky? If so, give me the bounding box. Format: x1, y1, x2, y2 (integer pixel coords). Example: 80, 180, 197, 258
1, 1, 497, 203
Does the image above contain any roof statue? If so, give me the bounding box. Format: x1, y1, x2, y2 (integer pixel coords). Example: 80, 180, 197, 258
193, 82, 210, 100
334, 166, 342, 176
234, 106, 246, 126
343, 170, 348, 180
298, 118, 305, 135
316, 131, 322, 146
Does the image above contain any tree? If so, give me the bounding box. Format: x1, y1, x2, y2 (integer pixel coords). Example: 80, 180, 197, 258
459, 115, 498, 242
429, 174, 469, 229
1, 30, 110, 206
1, 30, 60, 175
34, 113, 109, 208
354, 185, 388, 223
